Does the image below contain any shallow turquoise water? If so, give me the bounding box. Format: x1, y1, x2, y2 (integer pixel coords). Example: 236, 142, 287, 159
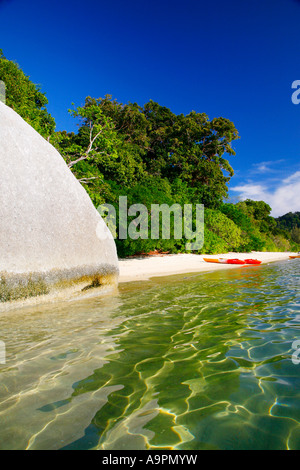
0, 260, 299, 450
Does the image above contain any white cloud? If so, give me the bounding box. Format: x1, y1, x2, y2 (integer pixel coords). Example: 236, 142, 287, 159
231, 171, 300, 217
251, 159, 286, 175
256, 164, 269, 173
283, 171, 300, 184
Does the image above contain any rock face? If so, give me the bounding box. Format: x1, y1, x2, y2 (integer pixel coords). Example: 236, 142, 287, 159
0, 101, 119, 303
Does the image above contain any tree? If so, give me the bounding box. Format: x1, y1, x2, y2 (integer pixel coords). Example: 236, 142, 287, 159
237, 199, 274, 230
141, 102, 239, 207
291, 226, 300, 244
51, 97, 146, 206
276, 212, 300, 231
77, 97, 240, 208
0, 49, 55, 138
66, 99, 120, 170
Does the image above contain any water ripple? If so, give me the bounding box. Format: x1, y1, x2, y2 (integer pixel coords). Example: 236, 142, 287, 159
0, 260, 299, 449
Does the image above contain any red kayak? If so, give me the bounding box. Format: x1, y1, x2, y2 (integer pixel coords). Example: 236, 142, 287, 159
203, 258, 262, 265
244, 259, 262, 265
226, 259, 246, 265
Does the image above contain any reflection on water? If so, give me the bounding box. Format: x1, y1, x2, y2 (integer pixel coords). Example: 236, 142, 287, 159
0, 260, 300, 450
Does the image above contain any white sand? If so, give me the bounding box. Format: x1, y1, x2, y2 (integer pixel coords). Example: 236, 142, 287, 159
118, 252, 297, 283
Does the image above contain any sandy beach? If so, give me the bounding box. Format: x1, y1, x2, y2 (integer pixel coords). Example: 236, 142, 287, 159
118, 252, 298, 283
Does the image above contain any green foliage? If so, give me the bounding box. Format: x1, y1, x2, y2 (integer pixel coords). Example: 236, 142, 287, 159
291, 226, 300, 244
59, 95, 295, 257
58, 95, 239, 211
113, 177, 191, 257
220, 202, 253, 231
201, 228, 227, 254
204, 209, 242, 251
220, 203, 262, 251
1, 52, 295, 257
0, 49, 55, 137
276, 211, 300, 231
221, 200, 299, 253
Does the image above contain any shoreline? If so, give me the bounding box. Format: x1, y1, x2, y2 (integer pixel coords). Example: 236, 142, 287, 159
1, 252, 296, 313
118, 251, 297, 283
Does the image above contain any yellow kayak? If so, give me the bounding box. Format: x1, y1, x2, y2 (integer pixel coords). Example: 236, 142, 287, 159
203, 258, 227, 264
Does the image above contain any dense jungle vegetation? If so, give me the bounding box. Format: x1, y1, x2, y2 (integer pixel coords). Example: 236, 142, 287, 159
1, 50, 299, 256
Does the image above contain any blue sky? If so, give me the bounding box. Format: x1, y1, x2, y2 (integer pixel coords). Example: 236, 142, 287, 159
0, 0, 300, 216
